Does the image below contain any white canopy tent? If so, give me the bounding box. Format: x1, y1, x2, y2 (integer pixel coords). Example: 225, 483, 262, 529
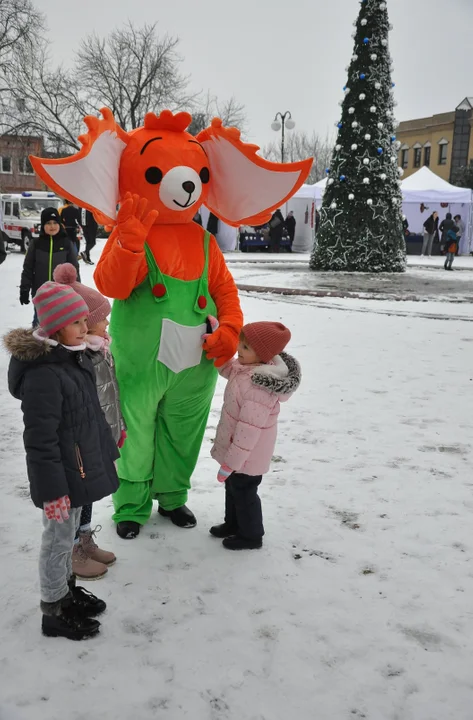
287, 181, 326, 252
401, 167, 473, 254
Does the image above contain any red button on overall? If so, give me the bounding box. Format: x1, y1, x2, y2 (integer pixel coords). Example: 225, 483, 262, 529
198, 295, 207, 309
152, 283, 166, 298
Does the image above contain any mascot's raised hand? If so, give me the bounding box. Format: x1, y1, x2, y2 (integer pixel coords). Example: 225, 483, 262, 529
117, 192, 158, 252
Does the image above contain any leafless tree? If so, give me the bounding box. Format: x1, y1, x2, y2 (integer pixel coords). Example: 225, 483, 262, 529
2, 39, 86, 152
76, 22, 195, 130
0, 0, 46, 124
188, 91, 247, 136
263, 130, 334, 182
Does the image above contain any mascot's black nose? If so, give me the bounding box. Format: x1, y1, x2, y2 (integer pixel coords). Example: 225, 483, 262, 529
182, 181, 195, 194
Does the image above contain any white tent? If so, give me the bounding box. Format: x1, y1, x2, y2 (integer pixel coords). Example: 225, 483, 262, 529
401, 167, 473, 253
286, 183, 320, 252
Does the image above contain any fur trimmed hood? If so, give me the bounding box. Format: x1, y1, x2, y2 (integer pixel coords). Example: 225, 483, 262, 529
251, 352, 301, 396
3, 328, 52, 362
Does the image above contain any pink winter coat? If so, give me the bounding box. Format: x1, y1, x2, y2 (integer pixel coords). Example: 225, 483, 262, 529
211, 352, 301, 476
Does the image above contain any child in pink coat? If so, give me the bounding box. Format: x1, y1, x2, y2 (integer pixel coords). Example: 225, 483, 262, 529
210, 321, 301, 550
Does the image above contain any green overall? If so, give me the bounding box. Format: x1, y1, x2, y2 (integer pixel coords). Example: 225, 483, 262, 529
110, 231, 218, 524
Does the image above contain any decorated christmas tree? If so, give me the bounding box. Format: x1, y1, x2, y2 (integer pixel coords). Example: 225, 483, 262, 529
310, 0, 406, 273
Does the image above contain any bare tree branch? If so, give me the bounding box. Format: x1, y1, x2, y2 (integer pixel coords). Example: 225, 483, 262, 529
188, 91, 247, 136
76, 22, 196, 130
262, 130, 334, 182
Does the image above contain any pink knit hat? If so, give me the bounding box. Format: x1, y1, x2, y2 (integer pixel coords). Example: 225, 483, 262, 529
242, 321, 291, 362
53, 264, 111, 328
33, 281, 89, 336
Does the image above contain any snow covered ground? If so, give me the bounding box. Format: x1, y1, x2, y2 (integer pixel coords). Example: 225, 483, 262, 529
1, 243, 473, 720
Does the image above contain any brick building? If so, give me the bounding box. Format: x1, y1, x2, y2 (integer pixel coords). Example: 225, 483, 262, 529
0, 135, 45, 192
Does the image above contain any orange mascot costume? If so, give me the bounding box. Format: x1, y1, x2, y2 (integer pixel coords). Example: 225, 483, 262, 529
30, 108, 312, 539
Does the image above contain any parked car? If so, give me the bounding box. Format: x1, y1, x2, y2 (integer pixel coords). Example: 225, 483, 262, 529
1, 191, 61, 252
238, 224, 292, 252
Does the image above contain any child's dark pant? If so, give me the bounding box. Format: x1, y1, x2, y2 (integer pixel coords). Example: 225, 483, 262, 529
225, 472, 264, 540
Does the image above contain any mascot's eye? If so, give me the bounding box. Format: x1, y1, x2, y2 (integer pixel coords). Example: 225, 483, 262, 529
199, 167, 210, 184
145, 167, 163, 185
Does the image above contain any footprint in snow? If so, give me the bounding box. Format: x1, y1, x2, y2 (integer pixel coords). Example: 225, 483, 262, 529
292, 545, 337, 563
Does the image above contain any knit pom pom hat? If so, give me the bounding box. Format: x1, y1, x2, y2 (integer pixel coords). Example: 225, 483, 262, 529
242, 321, 291, 363
33, 281, 89, 337
53, 264, 111, 329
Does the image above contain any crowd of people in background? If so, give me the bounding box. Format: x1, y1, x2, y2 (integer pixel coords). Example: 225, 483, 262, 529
421, 210, 464, 270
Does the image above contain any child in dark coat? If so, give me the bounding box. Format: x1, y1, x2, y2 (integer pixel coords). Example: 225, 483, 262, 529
444, 227, 459, 271
4, 280, 119, 640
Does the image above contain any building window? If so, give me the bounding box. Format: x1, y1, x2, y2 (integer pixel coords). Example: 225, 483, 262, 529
401, 148, 409, 168
424, 146, 431, 167
19, 156, 34, 175
438, 141, 448, 166
414, 148, 422, 168
0, 156, 12, 173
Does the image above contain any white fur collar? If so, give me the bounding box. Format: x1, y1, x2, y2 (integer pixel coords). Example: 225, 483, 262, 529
251, 354, 289, 379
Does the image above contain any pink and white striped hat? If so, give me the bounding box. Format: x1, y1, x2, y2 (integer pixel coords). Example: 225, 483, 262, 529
33, 281, 89, 336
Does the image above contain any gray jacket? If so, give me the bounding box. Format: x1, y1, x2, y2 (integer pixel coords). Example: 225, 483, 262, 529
87, 349, 125, 445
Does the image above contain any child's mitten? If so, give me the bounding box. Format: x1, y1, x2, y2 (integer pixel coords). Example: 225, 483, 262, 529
44, 495, 71, 523
217, 464, 232, 483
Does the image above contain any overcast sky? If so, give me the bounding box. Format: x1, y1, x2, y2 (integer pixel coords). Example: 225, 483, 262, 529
39, 0, 472, 148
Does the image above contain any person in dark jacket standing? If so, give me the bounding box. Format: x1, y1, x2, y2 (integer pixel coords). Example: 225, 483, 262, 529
19, 207, 79, 325
0, 232, 6, 265
439, 213, 456, 253
80, 208, 98, 265
59, 199, 82, 253
4, 280, 119, 640
285, 211, 296, 250
421, 211, 439, 257
269, 209, 284, 253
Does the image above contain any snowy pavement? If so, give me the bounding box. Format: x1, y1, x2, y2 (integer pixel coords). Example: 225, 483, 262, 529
1, 245, 473, 720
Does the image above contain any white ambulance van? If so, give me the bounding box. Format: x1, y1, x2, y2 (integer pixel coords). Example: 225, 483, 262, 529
1, 191, 61, 253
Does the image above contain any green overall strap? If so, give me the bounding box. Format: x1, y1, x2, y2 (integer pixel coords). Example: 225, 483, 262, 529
144, 243, 168, 302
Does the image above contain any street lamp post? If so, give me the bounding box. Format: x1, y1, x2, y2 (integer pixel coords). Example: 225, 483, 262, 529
271, 111, 295, 163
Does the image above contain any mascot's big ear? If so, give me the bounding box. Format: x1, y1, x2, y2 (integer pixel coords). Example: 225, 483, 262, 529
197, 119, 313, 227
29, 108, 128, 225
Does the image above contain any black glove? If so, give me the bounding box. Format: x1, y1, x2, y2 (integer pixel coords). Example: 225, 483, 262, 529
20, 289, 30, 305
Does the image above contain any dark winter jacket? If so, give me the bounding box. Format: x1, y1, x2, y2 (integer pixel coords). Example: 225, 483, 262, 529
285, 214, 296, 242
20, 230, 79, 298
269, 210, 284, 245
4, 328, 119, 509
0, 232, 6, 265
87, 344, 125, 445
423, 214, 439, 235
60, 204, 82, 231
440, 216, 457, 244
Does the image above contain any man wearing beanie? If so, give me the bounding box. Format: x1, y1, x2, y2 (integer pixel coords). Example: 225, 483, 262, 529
210, 319, 301, 550
19, 207, 79, 325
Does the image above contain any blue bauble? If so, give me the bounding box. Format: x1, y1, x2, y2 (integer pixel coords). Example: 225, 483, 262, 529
377, 148, 383, 155
363, 38, 369, 44
325, 168, 330, 174
391, 135, 396, 142
360, 73, 366, 80
340, 175, 346, 181
337, 122, 343, 129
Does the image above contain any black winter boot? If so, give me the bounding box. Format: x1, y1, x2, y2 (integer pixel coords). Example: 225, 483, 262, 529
209, 522, 238, 538
41, 594, 100, 640
222, 535, 263, 551
116, 521, 140, 539
158, 504, 196, 528
68, 575, 106, 617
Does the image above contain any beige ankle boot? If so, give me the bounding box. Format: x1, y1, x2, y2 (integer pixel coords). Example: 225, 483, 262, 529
72, 543, 108, 580
79, 527, 116, 567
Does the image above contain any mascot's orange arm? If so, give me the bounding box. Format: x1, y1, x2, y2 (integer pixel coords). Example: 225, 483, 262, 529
94, 229, 147, 300
208, 236, 243, 359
